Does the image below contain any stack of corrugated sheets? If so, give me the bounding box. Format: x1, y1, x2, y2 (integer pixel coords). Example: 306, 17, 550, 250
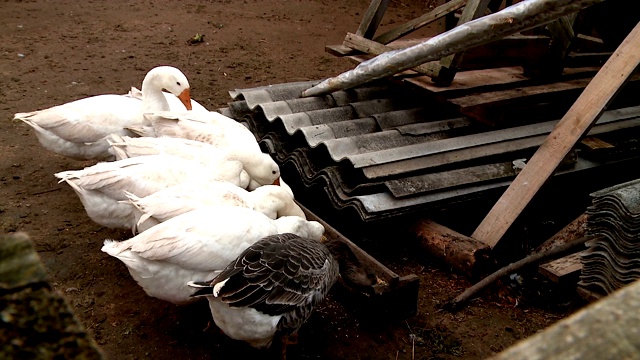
220, 79, 640, 222
580, 179, 640, 295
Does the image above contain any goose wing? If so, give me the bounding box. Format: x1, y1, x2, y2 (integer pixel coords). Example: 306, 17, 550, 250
212, 233, 337, 316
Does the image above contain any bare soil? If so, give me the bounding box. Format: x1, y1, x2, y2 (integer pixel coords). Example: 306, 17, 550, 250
1, 1, 585, 359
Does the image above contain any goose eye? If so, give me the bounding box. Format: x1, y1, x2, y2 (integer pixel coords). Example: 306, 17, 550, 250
176, 81, 181, 86
272, 170, 277, 175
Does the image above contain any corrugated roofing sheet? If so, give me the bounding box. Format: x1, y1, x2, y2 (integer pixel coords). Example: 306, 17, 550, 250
222, 79, 640, 222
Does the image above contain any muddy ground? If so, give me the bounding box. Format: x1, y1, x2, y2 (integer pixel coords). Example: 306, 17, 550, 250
1, 1, 586, 359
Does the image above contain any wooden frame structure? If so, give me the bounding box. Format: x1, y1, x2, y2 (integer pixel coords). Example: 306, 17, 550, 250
323, 0, 640, 285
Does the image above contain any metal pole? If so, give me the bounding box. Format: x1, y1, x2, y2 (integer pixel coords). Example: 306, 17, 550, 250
301, 0, 604, 98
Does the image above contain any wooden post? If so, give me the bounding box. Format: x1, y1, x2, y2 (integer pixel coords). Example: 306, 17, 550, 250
472, 22, 640, 248
373, 0, 466, 45
431, 0, 493, 85
356, 0, 390, 39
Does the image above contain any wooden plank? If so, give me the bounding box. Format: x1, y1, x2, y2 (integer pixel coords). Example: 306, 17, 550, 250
471, 22, 640, 248
581, 137, 615, 150
450, 70, 640, 112
538, 251, 585, 283
356, 0, 390, 39
412, 219, 492, 279
325, 43, 362, 57
451, 74, 640, 123
566, 52, 612, 68
373, 0, 466, 45
490, 279, 640, 360
449, 77, 593, 108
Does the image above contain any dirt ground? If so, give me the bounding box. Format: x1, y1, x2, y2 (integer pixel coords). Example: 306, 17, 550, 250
1, 1, 586, 359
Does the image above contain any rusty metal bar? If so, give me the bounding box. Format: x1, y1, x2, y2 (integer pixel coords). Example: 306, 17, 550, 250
301, 0, 604, 97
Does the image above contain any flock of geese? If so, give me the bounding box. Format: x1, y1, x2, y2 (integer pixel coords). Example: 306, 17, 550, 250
14, 66, 377, 355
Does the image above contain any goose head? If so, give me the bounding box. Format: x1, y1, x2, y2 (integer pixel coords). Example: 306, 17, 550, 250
242, 152, 281, 186
141, 66, 193, 112
323, 239, 379, 293
250, 185, 306, 219
273, 216, 324, 240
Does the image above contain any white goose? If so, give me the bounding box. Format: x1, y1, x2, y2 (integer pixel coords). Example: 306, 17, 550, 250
14, 66, 202, 160
188, 233, 377, 353
124, 180, 305, 233
101, 206, 325, 305
55, 154, 249, 230
127, 86, 209, 113
128, 110, 262, 154
107, 135, 280, 189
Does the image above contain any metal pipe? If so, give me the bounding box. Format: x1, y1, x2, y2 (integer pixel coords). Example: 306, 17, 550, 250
301, 0, 604, 97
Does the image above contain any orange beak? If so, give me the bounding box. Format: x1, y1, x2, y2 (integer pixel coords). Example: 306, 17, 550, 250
272, 177, 280, 186
177, 88, 193, 110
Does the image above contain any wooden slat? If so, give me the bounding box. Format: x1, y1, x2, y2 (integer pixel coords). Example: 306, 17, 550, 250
356, 0, 390, 39
471, 22, 640, 248
580, 137, 615, 150
325, 43, 361, 57
373, 0, 466, 45
449, 77, 593, 108
433, 0, 493, 84
538, 251, 585, 283
566, 52, 612, 68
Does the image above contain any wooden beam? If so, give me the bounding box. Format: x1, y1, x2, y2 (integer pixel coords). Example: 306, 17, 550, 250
373, 0, 466, 45
412, 219, 493, 279
471, 22, 640, 248
356, 0, 390, 39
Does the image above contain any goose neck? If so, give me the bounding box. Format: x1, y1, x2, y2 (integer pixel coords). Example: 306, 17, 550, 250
141, 74, 170, 112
